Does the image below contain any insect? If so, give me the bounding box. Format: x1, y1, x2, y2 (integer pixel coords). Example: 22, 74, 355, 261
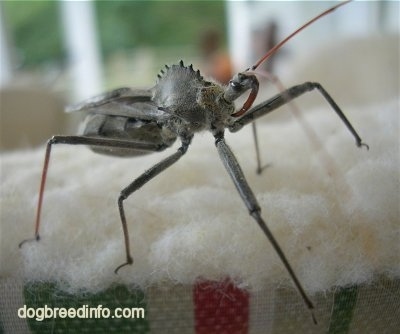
20, 1, 367, 322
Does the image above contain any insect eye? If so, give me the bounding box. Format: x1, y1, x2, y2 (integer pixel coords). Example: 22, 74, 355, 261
229, 80, 241, 89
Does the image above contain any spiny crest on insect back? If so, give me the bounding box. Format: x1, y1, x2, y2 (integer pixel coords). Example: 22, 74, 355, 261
156, 60, 204, 84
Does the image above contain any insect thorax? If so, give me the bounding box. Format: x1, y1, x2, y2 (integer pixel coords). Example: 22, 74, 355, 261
153, 61, 234, 134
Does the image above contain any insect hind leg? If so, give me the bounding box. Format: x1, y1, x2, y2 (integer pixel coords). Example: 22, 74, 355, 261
19, 135, 163, 248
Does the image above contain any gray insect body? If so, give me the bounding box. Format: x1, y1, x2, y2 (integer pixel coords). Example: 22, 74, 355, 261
80, 61, 238, 156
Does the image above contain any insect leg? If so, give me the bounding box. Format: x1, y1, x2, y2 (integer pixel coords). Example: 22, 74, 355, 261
114, 140, 191, 274
19, 135, 162, 248
251, 122, 264, 175
229, 82, 368, 149
251, 22, 277, 175
215, 133, 316, 322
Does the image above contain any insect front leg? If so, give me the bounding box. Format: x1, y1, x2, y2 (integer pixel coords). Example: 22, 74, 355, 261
114, 139, 191, 274
19, 135, 162, 248
229, 82, 369, 150
214, 133, 316, 323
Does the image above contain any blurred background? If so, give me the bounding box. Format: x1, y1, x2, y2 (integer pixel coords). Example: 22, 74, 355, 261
0, 1, 398, 151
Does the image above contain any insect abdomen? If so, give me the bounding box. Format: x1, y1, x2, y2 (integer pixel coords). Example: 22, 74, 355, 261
81, 114, 176, 156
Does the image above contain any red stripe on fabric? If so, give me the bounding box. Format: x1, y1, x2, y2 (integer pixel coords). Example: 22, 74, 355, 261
194, 279, 249, 334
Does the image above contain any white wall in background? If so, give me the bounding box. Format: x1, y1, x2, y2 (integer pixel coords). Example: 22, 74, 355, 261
60, 0, 103, 101
0, 3, 13, 88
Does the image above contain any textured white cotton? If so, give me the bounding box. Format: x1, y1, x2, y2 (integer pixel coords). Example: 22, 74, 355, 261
1, 36, 399, 294
1, 98, 398, 294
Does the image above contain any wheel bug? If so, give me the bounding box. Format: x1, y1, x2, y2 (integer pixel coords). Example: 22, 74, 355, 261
20, 0, 368, 322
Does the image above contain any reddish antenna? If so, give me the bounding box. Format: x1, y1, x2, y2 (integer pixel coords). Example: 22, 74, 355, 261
250, 0, 352, 71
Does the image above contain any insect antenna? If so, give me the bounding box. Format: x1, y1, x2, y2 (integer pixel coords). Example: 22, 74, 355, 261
250, 0, 352, 71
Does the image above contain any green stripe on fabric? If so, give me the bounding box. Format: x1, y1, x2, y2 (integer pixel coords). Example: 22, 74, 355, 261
24, 282, 149, 333
328, 285, 358, 334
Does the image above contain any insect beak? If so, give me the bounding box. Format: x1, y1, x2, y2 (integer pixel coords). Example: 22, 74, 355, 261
229, 74, 259, 118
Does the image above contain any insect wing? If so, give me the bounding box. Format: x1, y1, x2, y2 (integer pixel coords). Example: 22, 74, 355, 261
65, 87, 170, 121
